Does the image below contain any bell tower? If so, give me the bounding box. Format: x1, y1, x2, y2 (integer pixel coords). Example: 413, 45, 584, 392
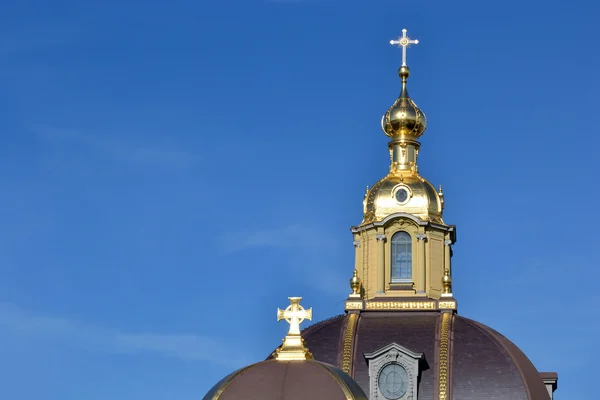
346, 30, 457, 312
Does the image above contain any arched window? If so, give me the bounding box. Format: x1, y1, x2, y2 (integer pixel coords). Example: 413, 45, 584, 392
391, 232, 412, 283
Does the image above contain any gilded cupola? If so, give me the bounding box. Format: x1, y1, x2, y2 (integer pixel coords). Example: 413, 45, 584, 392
361, 37, 443, 225
381, 65, 427, 139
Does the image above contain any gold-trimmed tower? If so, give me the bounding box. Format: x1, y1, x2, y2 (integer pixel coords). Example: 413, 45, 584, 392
261, 30, 557, 400
349, 31, 456, 309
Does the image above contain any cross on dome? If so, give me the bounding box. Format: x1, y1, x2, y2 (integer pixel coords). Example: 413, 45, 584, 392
275, 297, 314, 361
277, 297, 312, 335
390, 29, 419, 66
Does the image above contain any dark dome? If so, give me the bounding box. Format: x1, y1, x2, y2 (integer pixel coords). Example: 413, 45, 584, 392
269, 312, 549, 400
203, 359, 368, 400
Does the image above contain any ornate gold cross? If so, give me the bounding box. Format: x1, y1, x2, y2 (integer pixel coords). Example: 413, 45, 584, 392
277, 297, 312, 335
275, 297, 313, 361
390, 29, 419, 66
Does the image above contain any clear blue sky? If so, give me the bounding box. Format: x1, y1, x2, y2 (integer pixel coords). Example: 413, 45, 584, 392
0, 0, 598, 399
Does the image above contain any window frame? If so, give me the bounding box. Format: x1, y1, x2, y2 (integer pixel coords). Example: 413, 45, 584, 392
390, 231, 413, 284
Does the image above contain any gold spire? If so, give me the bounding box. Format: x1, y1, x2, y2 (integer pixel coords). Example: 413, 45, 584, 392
382, 30, 427, 175
360, 31, 443, 225
275, 297, 313, 361
349, 269, 362, 298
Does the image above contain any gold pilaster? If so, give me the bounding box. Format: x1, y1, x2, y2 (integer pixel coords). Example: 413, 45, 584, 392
353, 240, 361, 278
444, 239, 452, 277
376, 234, 386, 294
442, 239, 453, 297
416, 233, 427, 294
425, 236, 431, 296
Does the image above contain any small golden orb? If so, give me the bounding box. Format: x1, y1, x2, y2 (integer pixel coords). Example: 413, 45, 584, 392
398, 65, 410, 79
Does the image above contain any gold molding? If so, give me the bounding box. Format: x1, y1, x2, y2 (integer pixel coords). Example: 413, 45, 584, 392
366, 301, 436, 310
341, 313, 359, 374
438, 301, 456, 310
438, 313, 451, 400
345, 301, 364, 310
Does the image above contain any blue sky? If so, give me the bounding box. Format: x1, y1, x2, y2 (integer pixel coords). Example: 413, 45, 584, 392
0, 0, 598, 398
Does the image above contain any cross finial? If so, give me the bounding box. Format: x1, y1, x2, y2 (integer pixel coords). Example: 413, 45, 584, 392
275, 297, 313, 361
390, 29, 419, 66
277, 297, 312, 335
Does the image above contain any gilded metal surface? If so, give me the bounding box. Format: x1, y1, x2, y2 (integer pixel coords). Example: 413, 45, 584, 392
438, 313, 451, 400
438, 301, 456, 310
349, 269, 361, 297
362, 174, 443, 225
442, 269, 452, 295
345, 301, 364, 310
341, 313, 359, 374
275, 297, 314, 361
361, 35, 447, 227
381, 72, 427, 139
365, 301, 436, 310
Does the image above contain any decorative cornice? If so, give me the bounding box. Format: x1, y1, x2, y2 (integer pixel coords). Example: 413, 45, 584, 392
376, 234, 387, 241
351, 212, 456, 235
438, 300, 457, 310
366, 301, 436, 310
341, 313, 359, 375
363, 341, 424, 361
352, 212, 427, 232
345, 300, 364, 310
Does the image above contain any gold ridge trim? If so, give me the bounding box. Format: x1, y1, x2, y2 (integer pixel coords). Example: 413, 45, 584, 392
438, 313, 451, 400
313, 361, 367, 400
210, 363, 258, 400
341, 313, 359, 374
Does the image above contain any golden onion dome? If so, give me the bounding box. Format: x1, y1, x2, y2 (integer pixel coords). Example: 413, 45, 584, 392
381, 66, 427, 139
362, 174, 443, 225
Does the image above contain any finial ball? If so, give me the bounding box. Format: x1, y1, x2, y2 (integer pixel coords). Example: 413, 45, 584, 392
398, 65, 410, 79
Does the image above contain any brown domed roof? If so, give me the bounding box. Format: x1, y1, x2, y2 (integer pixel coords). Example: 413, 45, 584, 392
268, 312, 550, 400
203, 359, 368, 400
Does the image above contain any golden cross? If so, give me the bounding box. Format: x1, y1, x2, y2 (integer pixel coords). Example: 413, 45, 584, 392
277, 297, 312, 335
390, 29, 419, 66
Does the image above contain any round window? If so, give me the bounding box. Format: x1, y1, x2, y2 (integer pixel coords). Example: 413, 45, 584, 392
377, 363, 409, 399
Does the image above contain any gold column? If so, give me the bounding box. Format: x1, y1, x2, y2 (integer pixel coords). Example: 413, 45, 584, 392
353, 239, 361, 275
416, 234, 427, 294
376, 234, 386, 294
442, 239, 453, 298
444, 239, 452, 277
